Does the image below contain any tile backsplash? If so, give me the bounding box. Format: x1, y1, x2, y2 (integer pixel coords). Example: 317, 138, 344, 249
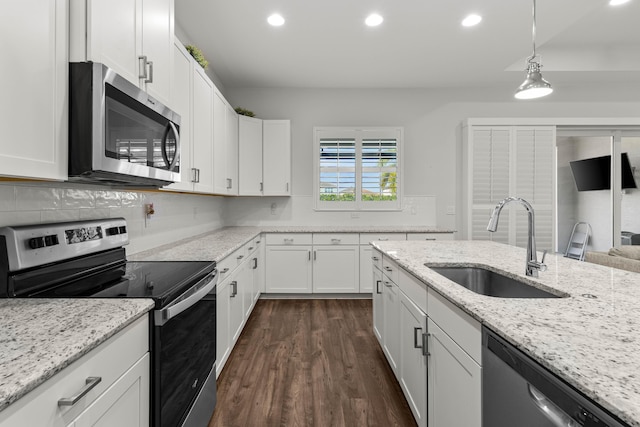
0, 182, 226, 255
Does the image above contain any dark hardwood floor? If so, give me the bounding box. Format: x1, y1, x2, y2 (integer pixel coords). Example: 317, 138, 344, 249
209, 299, 417, 427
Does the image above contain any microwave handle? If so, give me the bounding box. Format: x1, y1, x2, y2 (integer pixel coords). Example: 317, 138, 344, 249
161, 121, 181, 171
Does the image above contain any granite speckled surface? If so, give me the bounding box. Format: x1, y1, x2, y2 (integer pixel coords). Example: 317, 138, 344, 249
0, 298, 154, 412
372, 240, 640, 427
128, 225, 454, 261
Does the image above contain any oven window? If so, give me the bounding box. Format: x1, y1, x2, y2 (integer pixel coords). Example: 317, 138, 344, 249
105, 85, 179, 171
154, 292, 216, 427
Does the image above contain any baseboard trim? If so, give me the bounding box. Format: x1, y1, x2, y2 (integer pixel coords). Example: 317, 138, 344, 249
260, 293, 372, 300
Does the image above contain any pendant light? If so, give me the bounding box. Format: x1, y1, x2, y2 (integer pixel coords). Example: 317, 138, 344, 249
515, 0, 553, 99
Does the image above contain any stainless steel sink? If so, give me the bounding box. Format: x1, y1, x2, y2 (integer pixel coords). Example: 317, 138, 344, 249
427, 266, 562, 298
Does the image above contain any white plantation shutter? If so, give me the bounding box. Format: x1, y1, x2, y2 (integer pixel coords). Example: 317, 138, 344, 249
472, 128, 511, 204
362, 139, 398, 202
319, 138, 356, 201
469, 126, 555, 250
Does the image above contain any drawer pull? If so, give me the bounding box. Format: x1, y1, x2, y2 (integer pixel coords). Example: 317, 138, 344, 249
284, 238, 294, 243
425, 238, 436, 241
58, 377, 102, 407
384, 281, 392, 287
248, 247, 254, 251
231, 281, 238, 297
384, 266, 393, 272
378, 237, 389, 241
331, 238, 341, 243
220, 267, 229, 274
237, 255, 244, 260
372, 256, 379, 261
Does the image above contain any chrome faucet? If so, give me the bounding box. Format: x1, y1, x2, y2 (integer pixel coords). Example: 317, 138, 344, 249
487, 197, 547, 277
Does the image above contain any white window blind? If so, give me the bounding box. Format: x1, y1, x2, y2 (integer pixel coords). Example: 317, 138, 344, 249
314, 127, 402, 211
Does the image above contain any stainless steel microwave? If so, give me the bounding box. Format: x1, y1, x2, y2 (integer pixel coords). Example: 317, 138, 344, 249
69, 62, 181, 187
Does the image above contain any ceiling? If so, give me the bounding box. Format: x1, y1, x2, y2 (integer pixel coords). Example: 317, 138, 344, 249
176, 0, 640, 90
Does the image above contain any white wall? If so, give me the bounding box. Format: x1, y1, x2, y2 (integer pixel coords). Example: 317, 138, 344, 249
225, 85, 640, 230
0, 182, 226, 255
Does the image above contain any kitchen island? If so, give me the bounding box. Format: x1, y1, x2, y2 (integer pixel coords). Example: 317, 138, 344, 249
372, 239, 640, 427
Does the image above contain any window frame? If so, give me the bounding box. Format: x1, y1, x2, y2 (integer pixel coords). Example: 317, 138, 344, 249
313, 126, 403, 211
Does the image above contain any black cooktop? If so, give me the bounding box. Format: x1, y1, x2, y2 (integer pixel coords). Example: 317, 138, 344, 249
35, 260, 216, 309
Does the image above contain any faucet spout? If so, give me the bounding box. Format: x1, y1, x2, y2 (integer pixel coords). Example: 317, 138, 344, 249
486, 197, 546, 277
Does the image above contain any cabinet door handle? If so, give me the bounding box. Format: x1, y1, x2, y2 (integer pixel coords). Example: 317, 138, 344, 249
308, 250, 311, 261
423, 333, 430, 357
286, 182, 289, 192
376, 280, 382, 294
414, 327, 423, 349
252, 258, 258, 269
313, 250, 317, 261
58, 377, 102, 407
191, 168, 197, 183
227, 178, 232, 189
230, 281, 238, 297
138, 55, 148, 79
146, 60, 154, 84
220, 267, 229, 274
260, 182, 263, 192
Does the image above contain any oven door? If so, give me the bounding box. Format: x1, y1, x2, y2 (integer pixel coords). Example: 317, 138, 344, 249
153, 276, 217, 427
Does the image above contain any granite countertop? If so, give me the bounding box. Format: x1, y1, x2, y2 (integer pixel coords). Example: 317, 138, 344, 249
371, 240, 640, 427
0, 298, 154, 412
129, 225, 454, 261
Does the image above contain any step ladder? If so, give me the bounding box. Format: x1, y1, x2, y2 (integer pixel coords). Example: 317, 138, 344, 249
564, 222, 592, 261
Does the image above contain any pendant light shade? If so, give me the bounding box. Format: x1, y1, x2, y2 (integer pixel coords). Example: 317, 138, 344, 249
515, 0, 553, 99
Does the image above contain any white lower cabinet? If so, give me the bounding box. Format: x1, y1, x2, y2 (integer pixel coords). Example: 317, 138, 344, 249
374, 253, 482, 427
381, 272, 400, 374
312, 245, 359, 293
372, 265, 384, 343
216, 236, 265, 377
0, 316, 149, 427
427, 319, 481, 427
265, 243, 313, 293
399, 293, 428, 427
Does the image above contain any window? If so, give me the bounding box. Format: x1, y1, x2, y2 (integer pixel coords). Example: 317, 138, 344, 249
314, 127, 402, 210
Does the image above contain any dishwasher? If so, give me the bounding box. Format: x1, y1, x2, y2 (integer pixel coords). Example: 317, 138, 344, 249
482, 327, 629, 427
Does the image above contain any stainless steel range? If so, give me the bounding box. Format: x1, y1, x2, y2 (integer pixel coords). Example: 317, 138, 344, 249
0, 218, 217, 427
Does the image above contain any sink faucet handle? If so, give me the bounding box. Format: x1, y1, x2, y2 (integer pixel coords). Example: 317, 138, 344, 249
534, 250, 548, 272
540, 249, 547, 264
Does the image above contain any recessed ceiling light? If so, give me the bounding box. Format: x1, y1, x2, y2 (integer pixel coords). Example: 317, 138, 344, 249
609, 0, 631, 5
267, 13, 285, 26
461, 14, 482, 27
365, 13, 384, 27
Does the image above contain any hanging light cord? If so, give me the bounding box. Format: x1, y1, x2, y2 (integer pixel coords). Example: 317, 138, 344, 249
527, 0, 539, 66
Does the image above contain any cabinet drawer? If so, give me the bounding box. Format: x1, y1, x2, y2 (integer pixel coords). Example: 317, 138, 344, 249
359, 233, 406, 245
371, 250, 383, 271
217, 247, 244, 280
313, 233, 359, 245
0, 316, 149, 425
427, 289, 481, 363
265, 233, 312, 245
382, 256, 400, 284
407, 233, 454, 241
398, 269, 427, 313
245, 236, 261, 255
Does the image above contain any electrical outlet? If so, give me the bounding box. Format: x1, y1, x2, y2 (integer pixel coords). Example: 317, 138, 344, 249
270, 203, 277, 215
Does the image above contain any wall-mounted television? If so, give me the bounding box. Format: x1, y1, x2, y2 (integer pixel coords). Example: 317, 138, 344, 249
569, 153, 637, 191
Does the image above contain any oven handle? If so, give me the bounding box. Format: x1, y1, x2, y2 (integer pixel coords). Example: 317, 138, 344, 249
154, 271, 217, 326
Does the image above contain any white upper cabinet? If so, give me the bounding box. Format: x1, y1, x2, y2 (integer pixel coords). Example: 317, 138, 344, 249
263, 120, 292, 195
191, 65, 215, 194
166, 39, 193, 192
238, 116, 264, 196
211, 91, 239, 195
71, 0, 174, 106
0, 0, 68, 180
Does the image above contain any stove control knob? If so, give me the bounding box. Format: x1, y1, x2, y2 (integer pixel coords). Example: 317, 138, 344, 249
28, 237, 45, 249
44, 234, 59, 247
106, 227, 120, 236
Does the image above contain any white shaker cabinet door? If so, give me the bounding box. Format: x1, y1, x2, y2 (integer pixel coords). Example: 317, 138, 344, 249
427, 319, 481, 427
238, 116, 264, 196
262, 120, 291, 195
1, 0, 68, 180
265, 246, 312, 293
